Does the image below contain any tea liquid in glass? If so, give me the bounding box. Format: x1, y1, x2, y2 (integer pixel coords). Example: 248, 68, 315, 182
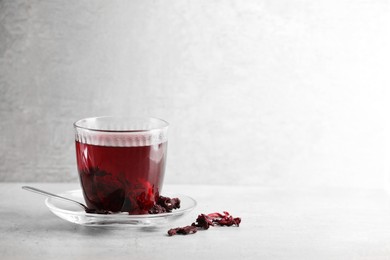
75, 141, 167, 214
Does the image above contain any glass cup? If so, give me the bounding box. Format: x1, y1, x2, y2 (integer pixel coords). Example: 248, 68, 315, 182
73, 116, 169, 214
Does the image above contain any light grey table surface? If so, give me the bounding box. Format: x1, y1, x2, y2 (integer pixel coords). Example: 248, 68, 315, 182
1, 183, 390, 260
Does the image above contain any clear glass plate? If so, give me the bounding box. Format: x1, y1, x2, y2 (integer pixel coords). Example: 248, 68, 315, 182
45, 190, 196, 227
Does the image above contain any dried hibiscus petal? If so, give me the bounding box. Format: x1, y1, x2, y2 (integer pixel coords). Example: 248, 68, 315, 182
168, 225, 198, 236
157, 196, 180, 211
208, 211, 241, 227
192, 214, 214, 229
168, 211, 241, 236
148, 195, 181, 214
148, 204, 167, 214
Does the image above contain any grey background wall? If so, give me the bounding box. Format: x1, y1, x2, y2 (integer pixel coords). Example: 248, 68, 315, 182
0, 0, 388, 188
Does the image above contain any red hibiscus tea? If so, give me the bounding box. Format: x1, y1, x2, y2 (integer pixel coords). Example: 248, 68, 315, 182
74, 117, 169, 214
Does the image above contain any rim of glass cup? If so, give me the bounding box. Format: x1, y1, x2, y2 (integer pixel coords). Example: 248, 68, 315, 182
73, 116, 169, 133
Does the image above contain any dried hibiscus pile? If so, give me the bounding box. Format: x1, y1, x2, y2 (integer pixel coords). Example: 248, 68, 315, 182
85, 194, 180, 215
79, 166, 171, 214
168, 211, 241, 236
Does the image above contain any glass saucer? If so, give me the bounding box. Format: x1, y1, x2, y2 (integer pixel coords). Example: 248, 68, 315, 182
45, 190, 196, 227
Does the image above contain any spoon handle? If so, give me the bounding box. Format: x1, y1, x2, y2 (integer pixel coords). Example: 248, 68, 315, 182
22, 186, 87, 210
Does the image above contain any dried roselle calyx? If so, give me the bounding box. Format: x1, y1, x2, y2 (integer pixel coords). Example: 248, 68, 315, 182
168, 226, 198, 236
148, 195, 181, 214
169, 197, 181, 210
192, 214, 214, 229
157, 196, 181, 212
148, 204, 167, 214
208, 211, 241, 227
167, 211, 242, 236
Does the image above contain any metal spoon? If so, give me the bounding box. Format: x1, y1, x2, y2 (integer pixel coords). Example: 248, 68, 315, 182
22, 186, 88, 211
